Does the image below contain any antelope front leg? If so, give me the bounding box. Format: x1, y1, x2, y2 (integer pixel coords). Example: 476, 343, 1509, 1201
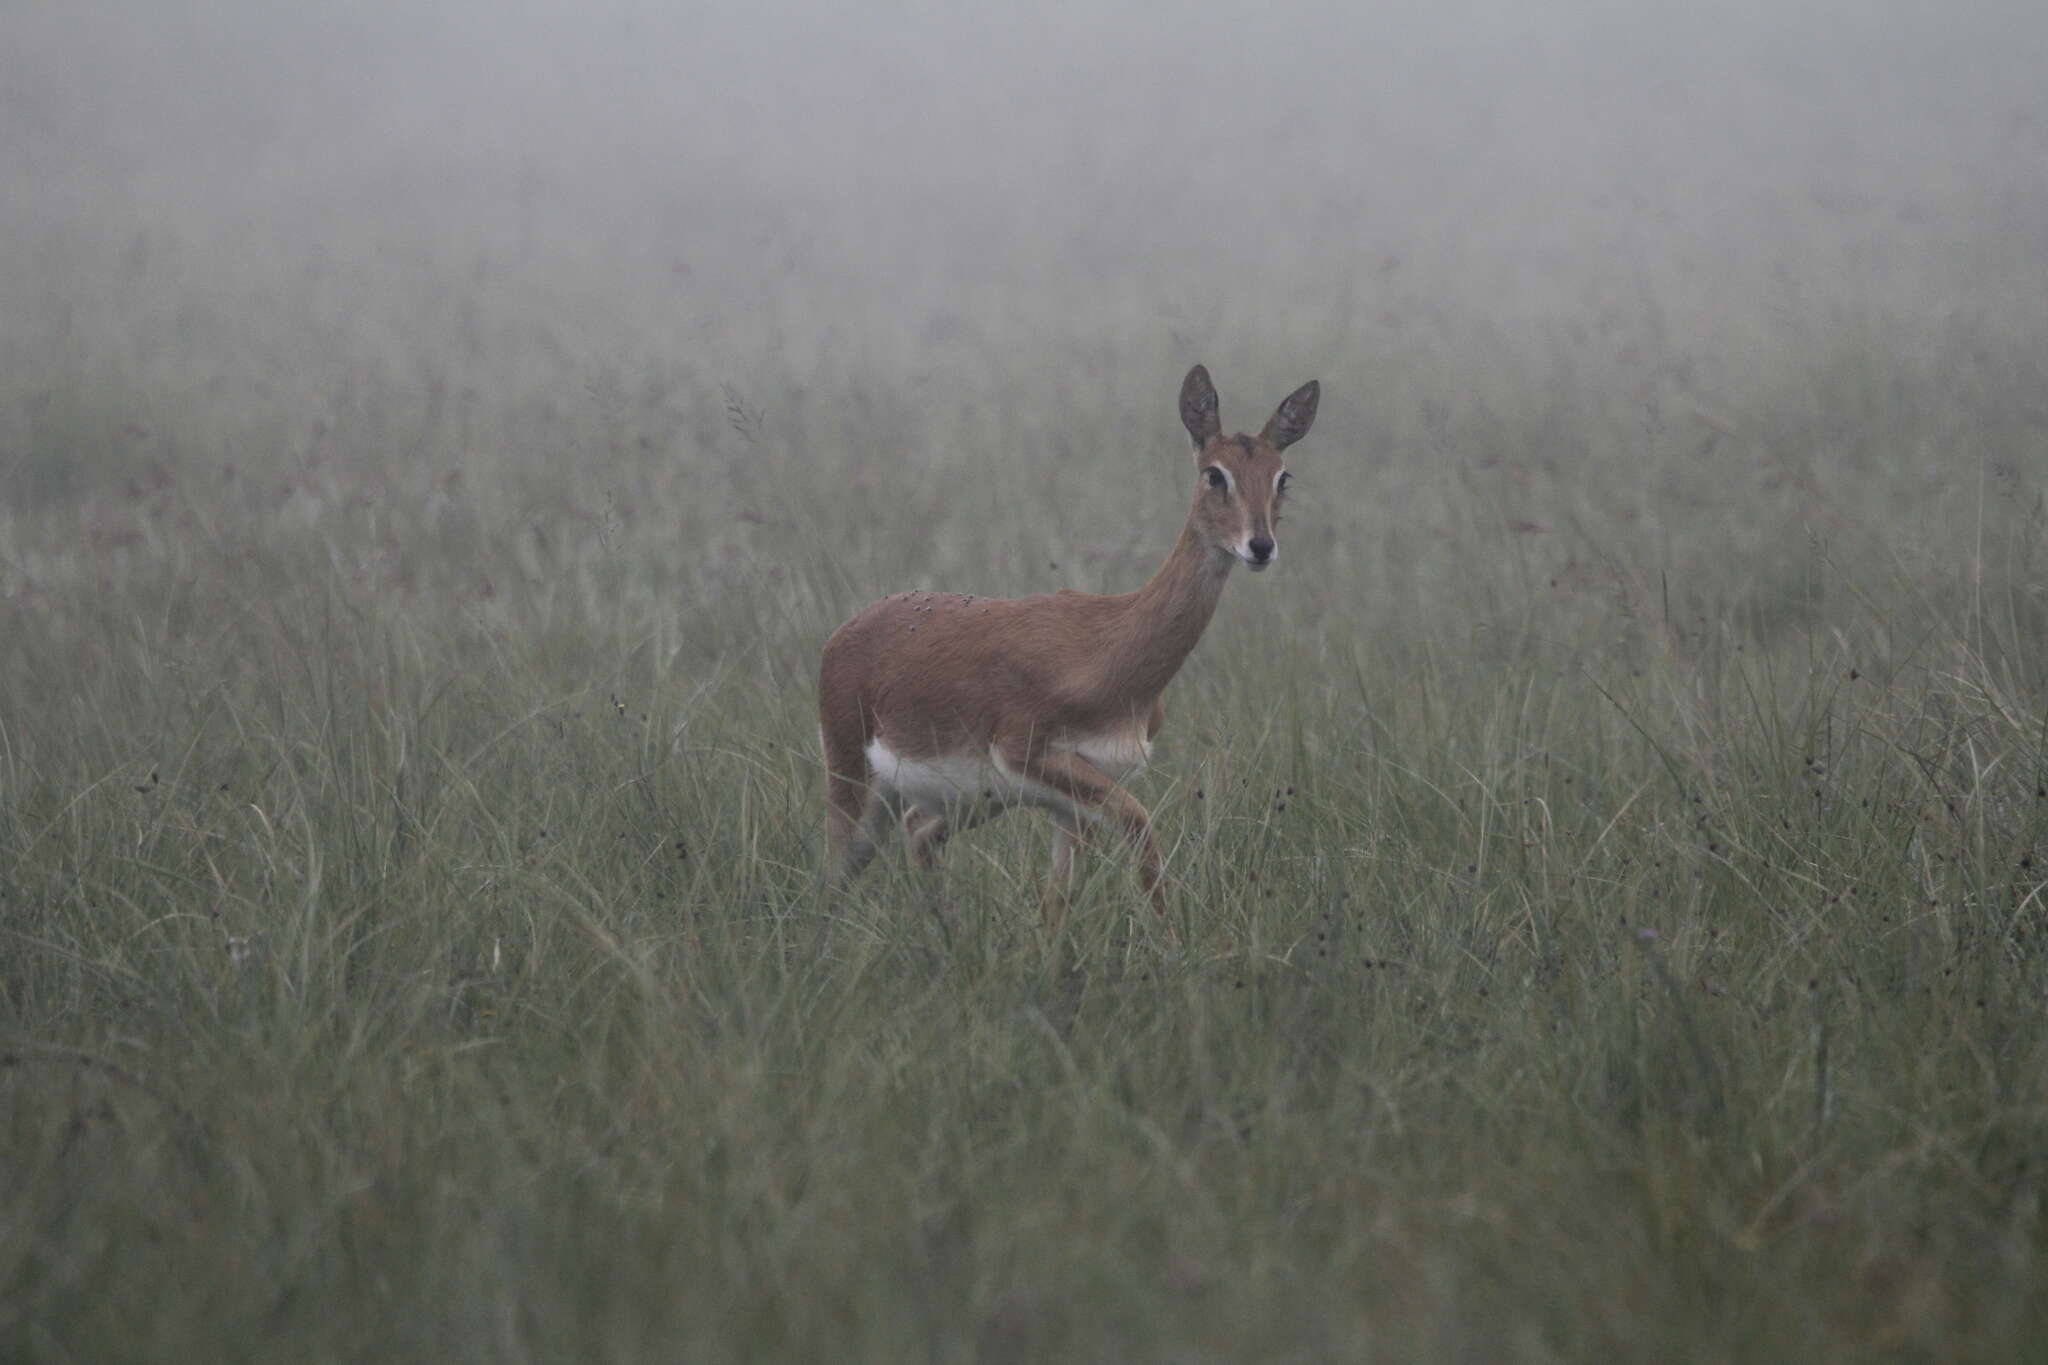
1001, 743, 1168, 922
903, 801, 1008, 873
1040, 815, 1086, 933
902, 808, 948, 871
899, 807, 957, 946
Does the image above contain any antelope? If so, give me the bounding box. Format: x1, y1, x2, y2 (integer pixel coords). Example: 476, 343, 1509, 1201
818, 365, 1320, 927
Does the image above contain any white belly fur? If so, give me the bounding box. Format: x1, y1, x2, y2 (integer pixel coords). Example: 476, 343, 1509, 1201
866, 729, 1151, 819
1070, 729, 1151, 784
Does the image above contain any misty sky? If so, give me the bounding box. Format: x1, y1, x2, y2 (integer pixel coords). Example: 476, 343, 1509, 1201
7, 1, 2047, 394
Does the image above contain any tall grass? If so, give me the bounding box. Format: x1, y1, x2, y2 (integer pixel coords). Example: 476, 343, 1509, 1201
4, 266, 2044, 1358
5, 8, 2048, 1348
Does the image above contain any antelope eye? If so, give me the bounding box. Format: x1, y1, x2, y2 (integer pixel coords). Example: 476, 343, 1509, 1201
1277, 471, 1292, 495
1203, 467, 1227, 491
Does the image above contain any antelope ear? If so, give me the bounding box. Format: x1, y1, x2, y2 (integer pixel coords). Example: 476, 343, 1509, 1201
1179, 364, 1221, 449
1259, 380, 1320, 451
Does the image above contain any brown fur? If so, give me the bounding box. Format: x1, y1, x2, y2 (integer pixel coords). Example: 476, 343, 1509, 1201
819, 366, 1320, 925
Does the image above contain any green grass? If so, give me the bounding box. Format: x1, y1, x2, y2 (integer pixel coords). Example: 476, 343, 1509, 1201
3, 309, 2045, 1361
5, 12, 2048, 1337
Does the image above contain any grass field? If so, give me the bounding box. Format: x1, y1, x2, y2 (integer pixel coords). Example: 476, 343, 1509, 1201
5, 4, 2048, 1361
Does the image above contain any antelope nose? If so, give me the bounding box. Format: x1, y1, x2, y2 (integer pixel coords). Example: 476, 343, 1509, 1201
1248, 536, 1275, 564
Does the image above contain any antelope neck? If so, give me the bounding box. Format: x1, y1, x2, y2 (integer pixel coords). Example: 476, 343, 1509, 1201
1097, 521, 1235, 702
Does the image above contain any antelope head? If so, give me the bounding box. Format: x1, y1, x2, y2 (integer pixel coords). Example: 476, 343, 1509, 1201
1177, 364, 1320, 573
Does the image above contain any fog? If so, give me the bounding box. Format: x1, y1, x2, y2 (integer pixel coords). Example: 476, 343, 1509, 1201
5, 0, 2046, 506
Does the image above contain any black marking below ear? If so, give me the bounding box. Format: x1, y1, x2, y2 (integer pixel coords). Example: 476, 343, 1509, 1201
1180, 365, 1221, 448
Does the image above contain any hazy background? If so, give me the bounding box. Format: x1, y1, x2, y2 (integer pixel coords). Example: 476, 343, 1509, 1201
7, 5, 2048, 1358
10, 0, 2048, 833
8, 0, 2045, 503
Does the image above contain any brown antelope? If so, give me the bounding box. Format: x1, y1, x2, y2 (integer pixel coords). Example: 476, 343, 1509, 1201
818, 365, 1320, 926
